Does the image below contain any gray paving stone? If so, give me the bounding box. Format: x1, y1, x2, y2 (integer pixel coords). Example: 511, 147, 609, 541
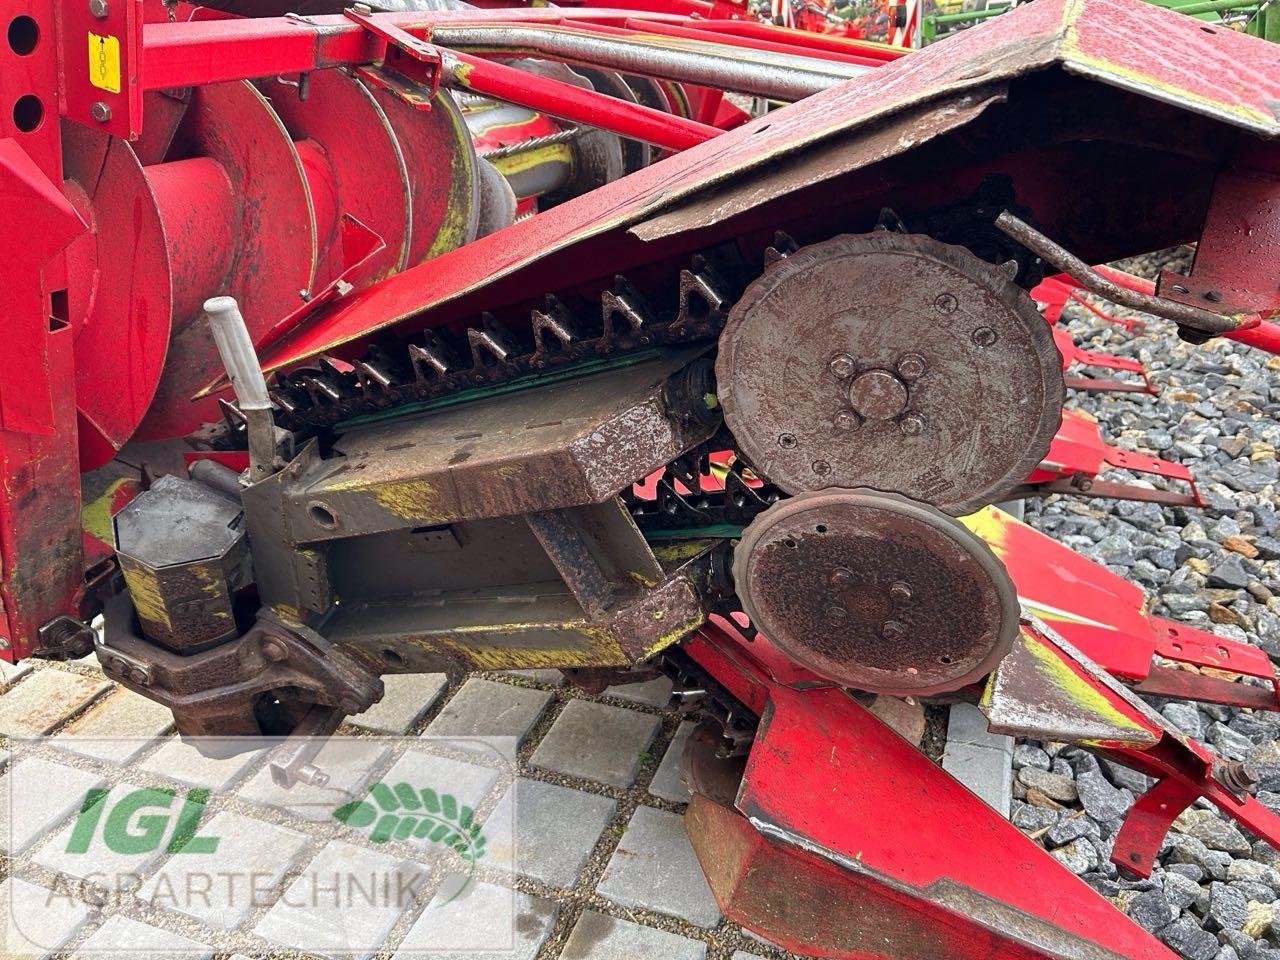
530, 700, 659, 788
238, 739, 390, 820
0, 669, 109, 737
597, 805, 721, 928
0, 877, 94, 958
942, 704, 1013, 818
36, 782, 184, 892
424, 678, 551, 749
649, 721, 695, 803
0, 658, 33, 688
254, 839, 426, 959
502, 669, 565, 687
381, 751, 502, 816
393, 879, 557, 958
51, 688, 174, 765
138, 738, 265, 792
604, 676, 674, 708
348, 673, 448, 734
0, 757, 105, 854
139, 810, 308, 930
481, 778, 614, 887
74, 914, 213, 960
560, 911, 707, 960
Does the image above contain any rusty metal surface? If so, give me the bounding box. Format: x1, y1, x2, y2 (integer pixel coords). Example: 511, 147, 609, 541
732, 489, 1019, 696
717, 233, 1064, 513
270, 350, 718, 541
101, 597, 383, 738
983, 622, 1161, 747
113, 475, 250, 652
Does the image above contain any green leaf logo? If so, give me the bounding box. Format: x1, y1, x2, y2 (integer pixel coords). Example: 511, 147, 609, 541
333, 782, 487, 864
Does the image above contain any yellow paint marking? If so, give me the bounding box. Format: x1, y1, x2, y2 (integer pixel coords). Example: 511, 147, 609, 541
1022, 629, 1148, 735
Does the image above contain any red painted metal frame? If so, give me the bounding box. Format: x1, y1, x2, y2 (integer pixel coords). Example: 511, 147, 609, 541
1050, 327, 1158, 395
1025, 408, 1204, 507
678, 613, 1279, 955
682, 618, 1183, 959
0, 0, 90, 660
966, 506, 1280, 711
1045, 267, 1280, 354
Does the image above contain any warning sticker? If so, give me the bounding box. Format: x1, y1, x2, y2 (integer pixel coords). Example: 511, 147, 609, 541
87, 32, 120, 94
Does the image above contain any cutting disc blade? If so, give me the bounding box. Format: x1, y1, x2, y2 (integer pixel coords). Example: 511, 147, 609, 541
716, 231, 1064, 515
732, 488, 1020, 697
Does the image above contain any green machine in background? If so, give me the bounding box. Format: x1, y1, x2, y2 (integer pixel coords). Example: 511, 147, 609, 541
921, 0, 1277, 44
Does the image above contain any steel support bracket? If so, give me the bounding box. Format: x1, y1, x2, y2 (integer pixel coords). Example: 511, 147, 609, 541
344, 6, 442, 107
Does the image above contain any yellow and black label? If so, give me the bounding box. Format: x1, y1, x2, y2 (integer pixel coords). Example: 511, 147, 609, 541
87, 32, 120, 94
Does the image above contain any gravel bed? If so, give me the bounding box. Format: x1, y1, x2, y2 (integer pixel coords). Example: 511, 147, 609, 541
1014, 248, 1280, 960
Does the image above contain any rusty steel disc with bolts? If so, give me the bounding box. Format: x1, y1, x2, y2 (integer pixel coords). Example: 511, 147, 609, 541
732, 489, 1019, 696
716, 232, 1064, 515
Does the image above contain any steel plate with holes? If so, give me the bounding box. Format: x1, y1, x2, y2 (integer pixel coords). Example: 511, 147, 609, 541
716, 232, 1065, 514
731, 488, 1019, 696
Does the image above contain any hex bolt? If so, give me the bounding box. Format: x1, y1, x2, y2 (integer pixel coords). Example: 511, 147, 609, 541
897, 354, 926, 380
1204, 290, 1224, 303
933, 293, 959, 314
833, 410, 862, 432
90, 101, 112, 123
899, 412, 926, 436
889, 581, 913, 603
828, 353, 856, 380
971, 326, 998, 347
89, 0, 108, 17
829, 568, 855, 586
262, 639, 289, 662
825, 604, 848, 621
128, 667, 149, 686
812, 459, 832, 476
882, 620, 906, 641
778, 432, 798, 449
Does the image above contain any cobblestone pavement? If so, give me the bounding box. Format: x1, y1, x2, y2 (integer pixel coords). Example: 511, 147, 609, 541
0, 656, 792, 959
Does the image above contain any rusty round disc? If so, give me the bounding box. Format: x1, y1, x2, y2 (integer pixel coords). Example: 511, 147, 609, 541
732, 488, 1019, 697
716, 232, 1064, 515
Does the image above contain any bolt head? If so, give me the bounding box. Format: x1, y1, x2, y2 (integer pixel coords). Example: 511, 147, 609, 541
825, 604, 848, 621
89, 0, 108, 17
89, 101, 112, 123
811, 459, 832, 476
829, 568, 855, 586
777, 432, 797, 449
832, 410, 862, 432
889, 581, 913, 603
881, 620, 906, 641
899, 412, 926, 436
933, 293, 959, 315
971, 326, 998, 347
896, 353, 926, 381
262, 639, 289, 662
828, 353, 856, 380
